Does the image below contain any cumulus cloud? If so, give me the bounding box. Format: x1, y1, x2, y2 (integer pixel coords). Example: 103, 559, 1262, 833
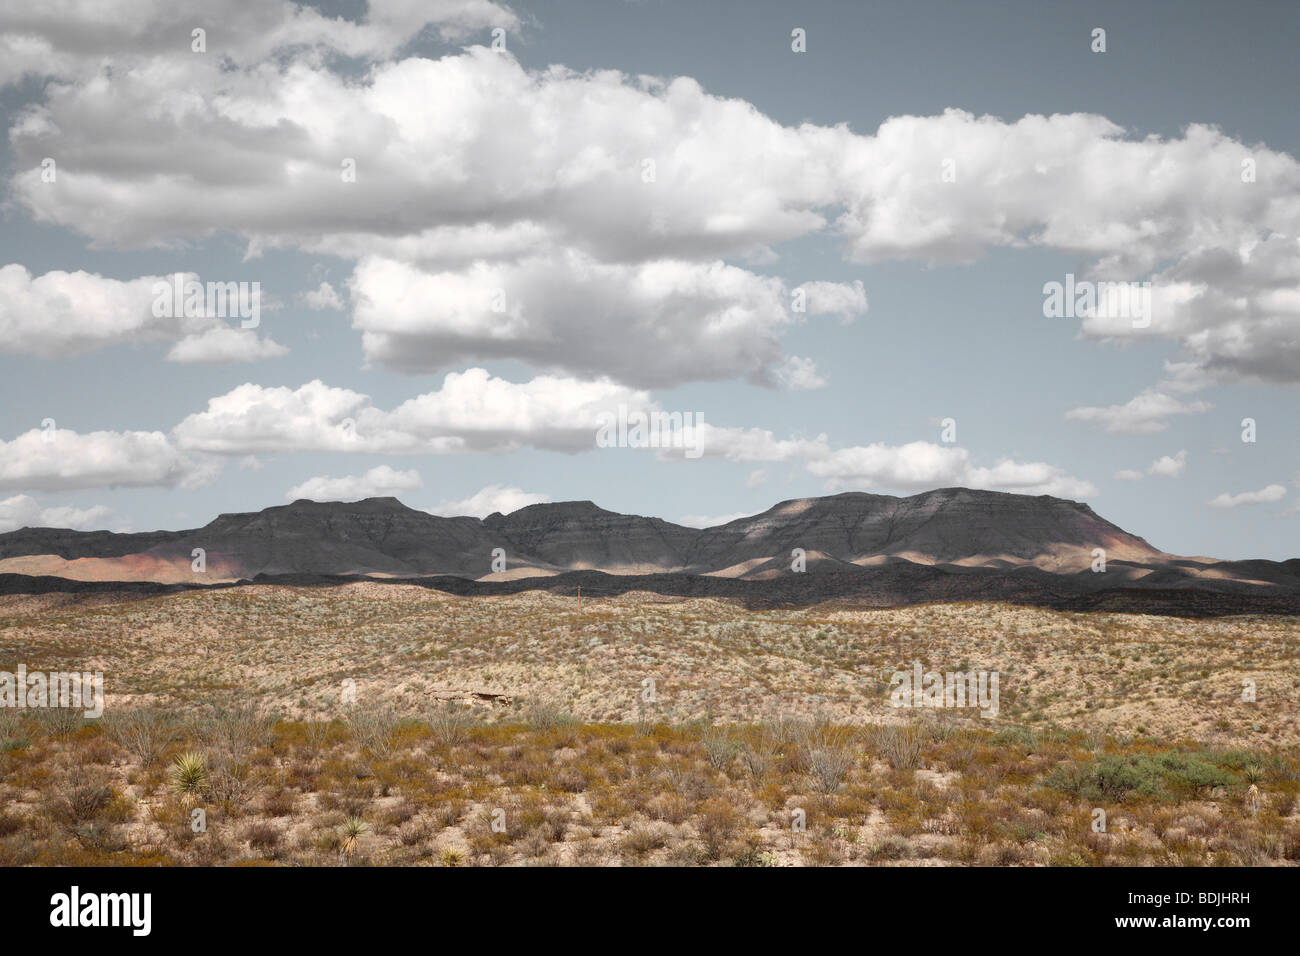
806, 441, 1097, 498
674, 425, 829, 463
795, 280, 868, 321
285, 464, 422, 502
0, 427, 217, 492
426, 484, 551, 518
837, 113, 1293, 264
166, 373, 1085, 500
0, 369, 651, 492
2, 44, 859, 387
1080, 236, 1300, 388
7, 8, 1292, 507
6, 48, 841, 256
1066, 389, 1212, 435
9, 26, 1300, 389
0, 367, 1098, 503
0, 494, 112, 533
173, 369, 654, 456
1116, 450, 1190, 480
1147, 450, 1189, 478
838, 113, 1300, 391
351, 253, 858, 387
299, 281, 344, 311
1207, 484, 1287, 508
0, 265, 285, 362
830, 109, 1300, 387
772, 356, 828, 390
173, 380, 373, 455
165, 327, 288, 364
0, 0, 520, 85
892, 116, 1298, 387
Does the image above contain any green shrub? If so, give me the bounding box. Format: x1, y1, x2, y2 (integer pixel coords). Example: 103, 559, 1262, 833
1049, 752, 1237, 802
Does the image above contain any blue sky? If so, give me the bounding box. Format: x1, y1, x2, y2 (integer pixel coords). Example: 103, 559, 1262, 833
0, 0, 1297, 559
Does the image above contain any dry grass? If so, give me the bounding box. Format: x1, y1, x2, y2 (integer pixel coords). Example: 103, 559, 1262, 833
0, 584, 1297, 866
0, 711, 1295, 866
1, 584, 1295, 749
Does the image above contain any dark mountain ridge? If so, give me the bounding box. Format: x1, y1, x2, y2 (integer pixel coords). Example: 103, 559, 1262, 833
0, 488, 1296, 615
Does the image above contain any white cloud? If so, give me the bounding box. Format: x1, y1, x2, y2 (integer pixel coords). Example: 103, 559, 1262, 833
795, 280, 868, 321
10, 34, 1300, 389
773, 356, 827, 390
0, 427, 218, 492
0, 0, 520, 85
285, 464, 422, 502
0, 494, 112, 533
834, 109, 1300, 388
2, 17, 1290, 512
1066, 389, 1212, 435
1207, 484, 1287, 508
299, 281, 344, 311
1147, 450, 1188, 478
837, 112, 1294, 264
3, 46, 858, 387
351, 253, 856, 388
173, 380, 374, 455
7, 48, 842, 257
1, 366, 1098, 504
426, 484, 550, 518
173, 369, 653, 456
1115, 450, 1189, 480
1083, 237, 1300, 387
677, 425, 829, 463
807, 441, 1097, 498
165, 327, 288, 364
0, 264, 285, 362
378, 370, 652, 453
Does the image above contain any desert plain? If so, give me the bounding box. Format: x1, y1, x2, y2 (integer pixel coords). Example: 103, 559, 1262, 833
0, 583, 1296, 866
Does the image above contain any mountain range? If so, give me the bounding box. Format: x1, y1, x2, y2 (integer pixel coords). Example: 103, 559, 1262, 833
2, 488, 1298, 616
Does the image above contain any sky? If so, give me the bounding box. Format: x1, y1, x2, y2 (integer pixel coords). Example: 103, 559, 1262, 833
0, 0, 1297, 559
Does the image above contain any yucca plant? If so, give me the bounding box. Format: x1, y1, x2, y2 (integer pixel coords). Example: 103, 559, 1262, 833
169, 751, 209, 795
439, 846, 465, 867
340, 816, 369, 856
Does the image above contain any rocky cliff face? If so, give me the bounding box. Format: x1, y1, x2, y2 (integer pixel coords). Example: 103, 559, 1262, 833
0, 527, 181, 560
684, 488, 1161, 574
152, 497, 497, 576
485, 501, 700, 571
